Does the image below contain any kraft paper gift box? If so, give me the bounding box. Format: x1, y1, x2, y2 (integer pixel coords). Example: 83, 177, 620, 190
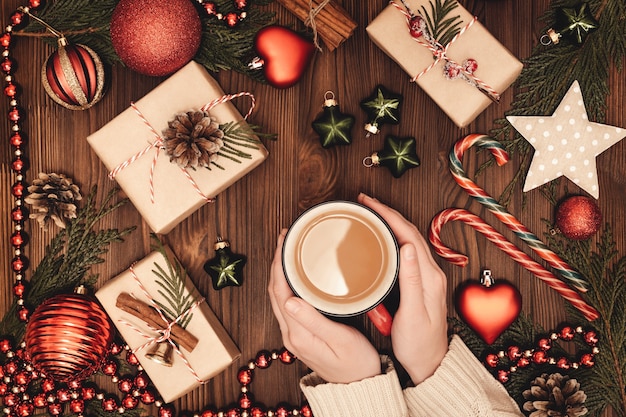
87, 61, 268, 234
96, 247, 240, 403
366, 0, 523, 128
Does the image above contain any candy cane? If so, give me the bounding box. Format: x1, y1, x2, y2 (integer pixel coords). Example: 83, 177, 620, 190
429, 208, 599, 321
449, 134, 590, 293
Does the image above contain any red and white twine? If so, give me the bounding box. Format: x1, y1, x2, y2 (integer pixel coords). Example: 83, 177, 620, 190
109, 92, 256, 203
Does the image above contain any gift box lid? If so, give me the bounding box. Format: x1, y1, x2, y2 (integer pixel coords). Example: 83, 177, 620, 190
87, 61, 269, 233
367, 0, 523, 127
95, 246, 241, 403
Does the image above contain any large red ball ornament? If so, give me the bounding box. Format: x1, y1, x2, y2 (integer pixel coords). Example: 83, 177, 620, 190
555, 195, 602, 240
24, 286, 113, 383
110, 0, 202, 77
41, 38, 104, 110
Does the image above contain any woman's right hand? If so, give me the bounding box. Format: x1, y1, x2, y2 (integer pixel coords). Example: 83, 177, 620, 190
358, 193, 449, 384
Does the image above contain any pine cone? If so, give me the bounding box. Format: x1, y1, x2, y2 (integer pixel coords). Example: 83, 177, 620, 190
522, 373, 588, 417
24, 173, 82, 229
162, 110, 225, 169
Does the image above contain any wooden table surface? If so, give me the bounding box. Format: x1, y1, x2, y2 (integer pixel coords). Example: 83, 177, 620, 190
1, 0, 625, 415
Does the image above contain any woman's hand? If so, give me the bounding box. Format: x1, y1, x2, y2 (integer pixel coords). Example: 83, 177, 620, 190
358, 193, 449, 384
268, 229, 381, 384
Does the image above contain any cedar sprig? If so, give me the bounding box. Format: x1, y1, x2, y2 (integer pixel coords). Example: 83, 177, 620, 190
419, 0, 462, 46
0, 186, 135, 341
150, 235, 199, 329
210, 120, 276, 169
487, 0, 626, 206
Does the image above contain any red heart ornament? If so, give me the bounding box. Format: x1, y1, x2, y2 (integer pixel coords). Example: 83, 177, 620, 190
456, 272, 522, 345
254, 25, 315, 89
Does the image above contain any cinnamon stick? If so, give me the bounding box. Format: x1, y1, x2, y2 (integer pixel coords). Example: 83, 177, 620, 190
276, 0, 357, 51
116, 292, 199, 352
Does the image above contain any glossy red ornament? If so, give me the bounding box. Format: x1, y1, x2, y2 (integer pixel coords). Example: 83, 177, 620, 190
253, 25, 315, 89
110, 0, 202, 76
456, 270, 522, 344
24, 286, 113, 382
140, 389, 156, 404
254, 350, 271, 368
42, 38, 105, 110
69, 399, 85, 414
555, 195, 602, 240
122, 394, 139, 409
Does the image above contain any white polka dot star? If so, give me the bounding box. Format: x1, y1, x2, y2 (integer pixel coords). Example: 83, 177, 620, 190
507, 80, 626, 199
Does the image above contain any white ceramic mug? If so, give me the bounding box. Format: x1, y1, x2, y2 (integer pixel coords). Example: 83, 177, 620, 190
282, 201, 399, 335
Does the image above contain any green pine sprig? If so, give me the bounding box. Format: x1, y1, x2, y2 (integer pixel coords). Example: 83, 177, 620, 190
207, 120, 276, 170
420, 0, 462, 46
0, 186, 135, 341
150, 235, 199, 329
489, 0, 626, 205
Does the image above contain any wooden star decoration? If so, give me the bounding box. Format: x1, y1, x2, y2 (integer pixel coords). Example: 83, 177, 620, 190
311, 103, 355, 148
377, 135, 420, 178
203, 239, 246, 290
507, 80, 626, 199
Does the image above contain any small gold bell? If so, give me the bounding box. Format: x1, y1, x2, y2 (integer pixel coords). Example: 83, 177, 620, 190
145, 342, 173, 367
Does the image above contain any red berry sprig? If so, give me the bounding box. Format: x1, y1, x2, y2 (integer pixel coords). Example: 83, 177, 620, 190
198, 0, 248, 28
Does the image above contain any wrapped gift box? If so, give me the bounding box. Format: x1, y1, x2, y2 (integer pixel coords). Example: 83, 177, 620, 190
95, 247, 240, 403
87, 61, 268, 233
366, 0, 523, 127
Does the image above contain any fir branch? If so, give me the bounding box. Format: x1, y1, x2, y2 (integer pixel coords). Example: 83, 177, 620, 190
488, 0, 626, 205
0, 187, 135, 341
545, 224, 626, 417
150, 235, 199, 329
419, 0, 462, 46
15, 0, 276, 77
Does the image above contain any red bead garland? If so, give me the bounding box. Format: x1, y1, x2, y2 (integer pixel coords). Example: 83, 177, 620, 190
484, 325, 600, 383
198, 0, 248, 28
3, 1, 42, 324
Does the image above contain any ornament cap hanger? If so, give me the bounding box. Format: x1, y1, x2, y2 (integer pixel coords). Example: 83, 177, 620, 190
323, 90, 337, 107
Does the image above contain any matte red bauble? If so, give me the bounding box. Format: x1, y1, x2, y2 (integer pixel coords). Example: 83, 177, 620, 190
110, 0, 202, 77
24, 286, 113, 383
42, 37, 105, 110
456, 271, 522, 345
253, 25, 315, 89
555, 195, 602, 240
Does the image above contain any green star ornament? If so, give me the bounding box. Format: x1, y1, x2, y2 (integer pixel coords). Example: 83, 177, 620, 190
359, 85, 403, 136
311, 92, 355, 148
203, 238, 246, 290
549, 3, 598, 45
369, 135, 420, 178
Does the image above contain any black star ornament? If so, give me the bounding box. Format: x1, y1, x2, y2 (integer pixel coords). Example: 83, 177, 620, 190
370, 135, 420, 178
311, 94, 355, 148
549, 3, 598, 45
359, 85, 403, 136
203, 238, 246, 290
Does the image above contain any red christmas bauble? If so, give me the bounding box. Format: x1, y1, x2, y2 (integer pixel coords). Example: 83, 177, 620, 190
456, 275, 522, 344
253, 25, 315, 89
41, 38, 104, 110
555, 195, 602, 240
24, 286, 113, 383
110, 0, 202, 77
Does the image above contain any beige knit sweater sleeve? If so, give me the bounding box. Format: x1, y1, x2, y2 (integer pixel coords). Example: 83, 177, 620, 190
299, 336, 523, 417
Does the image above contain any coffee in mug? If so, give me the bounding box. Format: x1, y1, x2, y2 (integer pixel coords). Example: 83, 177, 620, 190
282, 201, 399, 331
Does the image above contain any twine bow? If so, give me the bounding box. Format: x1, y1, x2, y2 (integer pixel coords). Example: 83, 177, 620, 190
391, 1, 500, 102
305, 0, 332, 51
118, 265, 207, 383
108, 92, 256, 204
